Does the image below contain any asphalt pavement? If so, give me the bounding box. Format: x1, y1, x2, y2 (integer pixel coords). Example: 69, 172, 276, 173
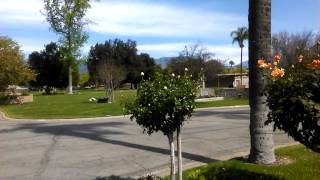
0, 107, 295, 180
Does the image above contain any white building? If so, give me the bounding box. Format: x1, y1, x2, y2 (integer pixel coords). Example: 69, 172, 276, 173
233, 75, 249, 88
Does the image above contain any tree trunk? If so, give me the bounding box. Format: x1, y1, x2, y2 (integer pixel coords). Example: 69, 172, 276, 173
105, 79, 108, 97
177, 127, 182, 180
67, 32, 73, 95
168, 133, 176, 180
68, 64, 73, 94
111, 74, 114, 102
240, 47, 243, 87
248, 0, 276, 164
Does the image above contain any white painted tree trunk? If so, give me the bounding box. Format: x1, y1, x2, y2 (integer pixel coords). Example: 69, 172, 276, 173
168, 133, 176, 180
68, 64, 73, 94
177, 127, 182, 180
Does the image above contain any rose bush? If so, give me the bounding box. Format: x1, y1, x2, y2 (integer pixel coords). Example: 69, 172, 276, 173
259, 53, 320, 152
125, 69, 199, 180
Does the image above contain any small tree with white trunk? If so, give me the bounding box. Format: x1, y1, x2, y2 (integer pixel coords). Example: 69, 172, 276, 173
126, 69, 198, 180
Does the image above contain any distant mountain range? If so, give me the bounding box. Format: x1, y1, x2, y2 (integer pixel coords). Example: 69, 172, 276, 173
79, 64, 88, 74
228, 60, 248, 68
154, 57, 173, 68
239, 60, 249, 68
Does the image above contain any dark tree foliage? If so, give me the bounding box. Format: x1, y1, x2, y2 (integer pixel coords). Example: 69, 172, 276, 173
168, 56, 205, 80
28, 43, 69, 93
87, 39, 156, 88
167, 57, 224, 86
167, 43, 223, 86
204, 60, 225, 86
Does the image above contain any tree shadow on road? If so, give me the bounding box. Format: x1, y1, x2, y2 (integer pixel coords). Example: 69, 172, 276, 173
1, 121, 218, 164
194, 109, 249, 120
95, 175, 135, 180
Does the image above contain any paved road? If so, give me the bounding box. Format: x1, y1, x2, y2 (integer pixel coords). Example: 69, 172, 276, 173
0, 107, 294, 180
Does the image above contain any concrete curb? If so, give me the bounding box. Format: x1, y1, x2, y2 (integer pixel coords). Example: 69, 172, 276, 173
0, 105, 249, 122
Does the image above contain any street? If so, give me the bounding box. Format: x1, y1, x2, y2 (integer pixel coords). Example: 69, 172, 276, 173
0, 107, 294, 180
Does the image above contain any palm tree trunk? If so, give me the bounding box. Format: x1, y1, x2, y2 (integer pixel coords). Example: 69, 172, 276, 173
248, 0, 275, 164
168, 133, 176, 180
240, 47, 243, 88
177, 127, 182, 180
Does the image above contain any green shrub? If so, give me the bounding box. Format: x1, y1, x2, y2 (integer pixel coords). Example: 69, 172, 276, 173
260, 55, 320, 152
125, 69, 199, 135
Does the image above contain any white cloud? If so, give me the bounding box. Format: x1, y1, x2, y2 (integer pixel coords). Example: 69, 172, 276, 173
138, 42, 248, 64
0, 0, 245, 38
0, 0, 247, 60
88, 1, 246, 37
0, 0, 45, 24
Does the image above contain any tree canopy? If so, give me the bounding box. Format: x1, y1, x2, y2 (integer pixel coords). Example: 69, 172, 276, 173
28, 42, 72, 93
167, 43, 223, 86
87, 39, 156, 88
43, 0, 92, 94
231, 27, 248, 48
0, 36, 35, 90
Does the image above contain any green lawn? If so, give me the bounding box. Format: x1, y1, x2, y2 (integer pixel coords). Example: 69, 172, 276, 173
196, 98, 248, 108
0, 90, 248, 119
177, 145, 320, 180
0, 90, 135, 119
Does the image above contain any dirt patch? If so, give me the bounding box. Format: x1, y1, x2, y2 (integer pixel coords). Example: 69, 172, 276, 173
274, 155, 294, 165
231, 155, 294, 166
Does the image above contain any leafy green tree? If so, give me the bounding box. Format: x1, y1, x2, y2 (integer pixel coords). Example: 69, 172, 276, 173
231, 27, 248, 87
28, 42, 69, 94
248, 0, 276, 164
43, 0, 92, 94
87, 39, 156, 89
79, 72, 90, 87
0, 36, 35, 90
126, 70, 199, 180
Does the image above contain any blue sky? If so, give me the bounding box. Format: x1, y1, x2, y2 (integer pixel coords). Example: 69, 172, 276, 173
0, 0, 319, 64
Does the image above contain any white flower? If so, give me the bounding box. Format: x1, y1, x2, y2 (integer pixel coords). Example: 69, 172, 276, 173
177, 75, 181, 78
148, 103, 151, 106
172, 73, 175, 77
190, 74, 193, 77
164, 86, 168, 90
184, 67, 188, 71
141, 72, 144, 76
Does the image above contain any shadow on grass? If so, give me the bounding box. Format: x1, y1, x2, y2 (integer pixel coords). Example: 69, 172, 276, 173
95, 175, 162, 180
95, 175, 135, 180
185, 166, 284, 180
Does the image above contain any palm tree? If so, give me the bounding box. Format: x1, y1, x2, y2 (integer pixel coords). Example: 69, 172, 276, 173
231, 27, 248, 88
248, 0, 275, 164
229, 60, 235, 72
